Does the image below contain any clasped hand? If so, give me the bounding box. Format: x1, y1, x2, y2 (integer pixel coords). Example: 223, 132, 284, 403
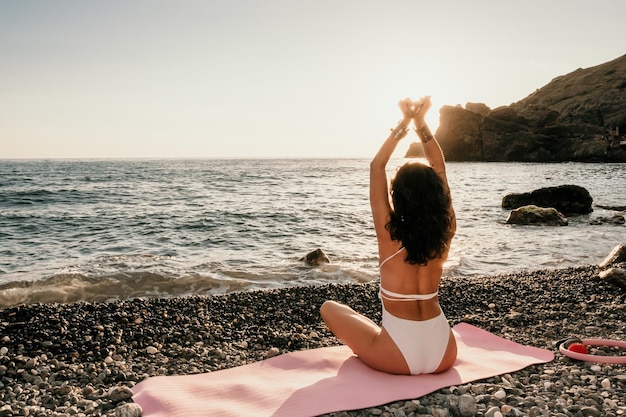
399, 96, 431, 129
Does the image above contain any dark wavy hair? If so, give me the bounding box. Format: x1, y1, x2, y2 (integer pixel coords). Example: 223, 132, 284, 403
385, 162, 453, 265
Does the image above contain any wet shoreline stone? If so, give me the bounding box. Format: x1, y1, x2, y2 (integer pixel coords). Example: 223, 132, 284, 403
1, 264, 625, 416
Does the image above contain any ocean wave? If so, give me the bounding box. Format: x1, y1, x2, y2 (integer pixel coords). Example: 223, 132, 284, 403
0, 188, 95, 206
0, 271, 252, 308
0, 252, 381, 307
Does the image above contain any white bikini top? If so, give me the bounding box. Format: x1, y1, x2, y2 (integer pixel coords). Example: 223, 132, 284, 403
378, 247, 438, 302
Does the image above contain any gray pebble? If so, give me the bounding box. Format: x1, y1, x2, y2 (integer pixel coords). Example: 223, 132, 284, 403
458, 394, 477, 417
580, 407, 601, 417
114, 403, 143, 417
267, 347, 280, 358
108, 386, 134, 402
484, 406, 501, 417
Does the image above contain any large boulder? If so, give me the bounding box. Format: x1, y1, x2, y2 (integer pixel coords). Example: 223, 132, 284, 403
502, 185, 593, 215
506, 205, 568, 226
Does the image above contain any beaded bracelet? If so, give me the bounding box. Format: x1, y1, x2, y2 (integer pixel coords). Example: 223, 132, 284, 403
390, 122, 409, 140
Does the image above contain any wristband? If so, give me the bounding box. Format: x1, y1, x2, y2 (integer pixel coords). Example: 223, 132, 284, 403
416, 125, 434, 143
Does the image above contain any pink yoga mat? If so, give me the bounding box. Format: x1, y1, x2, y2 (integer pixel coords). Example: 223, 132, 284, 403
132, 323, 554, 417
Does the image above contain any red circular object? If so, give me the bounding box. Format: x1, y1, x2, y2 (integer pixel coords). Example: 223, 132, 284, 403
568, 343, 589, 354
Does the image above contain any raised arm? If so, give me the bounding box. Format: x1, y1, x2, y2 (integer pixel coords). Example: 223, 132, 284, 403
370, 99, 412, 241
413, 96, 456, 236
412, 96, 447, 182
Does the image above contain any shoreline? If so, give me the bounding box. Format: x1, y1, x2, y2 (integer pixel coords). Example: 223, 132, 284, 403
1, 264, 625, 416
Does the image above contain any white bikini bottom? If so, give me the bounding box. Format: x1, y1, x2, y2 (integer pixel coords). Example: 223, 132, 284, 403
382, 306, 451, 375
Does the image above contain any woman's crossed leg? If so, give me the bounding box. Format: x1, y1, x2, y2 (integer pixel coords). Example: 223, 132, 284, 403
320, 300, 410, 375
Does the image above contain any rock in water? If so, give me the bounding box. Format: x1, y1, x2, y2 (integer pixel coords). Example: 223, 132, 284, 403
589, 214, 625, 225
502, 185, 593, 215
300, 248, 331, 266
506, 205, 568, 226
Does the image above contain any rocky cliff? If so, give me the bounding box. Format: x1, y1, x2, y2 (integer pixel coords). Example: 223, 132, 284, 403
406, 54, 626, 162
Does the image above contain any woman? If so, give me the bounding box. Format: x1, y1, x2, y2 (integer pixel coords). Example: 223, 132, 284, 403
320, 96, 457, 375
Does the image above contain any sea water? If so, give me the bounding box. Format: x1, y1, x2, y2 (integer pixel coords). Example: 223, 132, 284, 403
1, 159, 624, 307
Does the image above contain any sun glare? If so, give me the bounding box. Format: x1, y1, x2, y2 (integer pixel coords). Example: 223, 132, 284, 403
378, 69, 471, 134
359, 71, 467, 159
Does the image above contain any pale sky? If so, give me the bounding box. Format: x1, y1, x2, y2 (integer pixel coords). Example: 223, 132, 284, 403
1, 1, 625, 159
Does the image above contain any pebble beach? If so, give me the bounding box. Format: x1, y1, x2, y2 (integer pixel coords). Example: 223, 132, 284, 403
1, 264, 625, 417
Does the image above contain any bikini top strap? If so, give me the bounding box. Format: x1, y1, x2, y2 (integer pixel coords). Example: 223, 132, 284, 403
378, 286, 439, 302
379, 247, 405, 269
